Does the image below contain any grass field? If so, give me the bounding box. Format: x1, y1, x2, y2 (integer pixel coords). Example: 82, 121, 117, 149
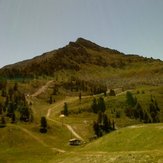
0, 79, 163, 162
2, 123, 162, 163
49, 123, 163, 163
0, 124, 54, 162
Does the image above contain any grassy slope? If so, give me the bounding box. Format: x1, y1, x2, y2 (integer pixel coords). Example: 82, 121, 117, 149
0, 122, 73, 162
53, 123, 163, 163
1, 80, 163, 162
84, 123, 163, 152
0, 125, 54, 162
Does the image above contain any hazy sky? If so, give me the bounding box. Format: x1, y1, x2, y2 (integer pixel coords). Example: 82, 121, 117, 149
0, 0, 163, 68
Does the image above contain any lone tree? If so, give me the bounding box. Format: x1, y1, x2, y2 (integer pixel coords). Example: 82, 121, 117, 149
79, 92, 82, 102
13, 82, 18, 91
40, 116, 47, 133
11, 112, 16, 123
49, 95, 53, 104
109, 89, 116, 96
63, 102, 68, 116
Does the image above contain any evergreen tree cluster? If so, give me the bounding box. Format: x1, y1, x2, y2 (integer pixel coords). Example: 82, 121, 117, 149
93, 112, 115, 137
64, 77, 107, 95
125, 91, 160, 123
91, 97, 106, 113
91, 97, 115, 137
0, 81, 33, 124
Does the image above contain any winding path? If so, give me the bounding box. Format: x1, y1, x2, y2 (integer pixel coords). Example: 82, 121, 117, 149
65, 124, 84, 141
46, 96, 85, 141
31, 80, 54, 97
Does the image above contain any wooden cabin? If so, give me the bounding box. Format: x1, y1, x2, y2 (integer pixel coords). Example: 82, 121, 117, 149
69, 138, 81, 146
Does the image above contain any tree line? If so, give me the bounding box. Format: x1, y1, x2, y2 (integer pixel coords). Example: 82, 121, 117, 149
125, 91, 160, 123
63, 77, 107, 95
0, 80, 33, 127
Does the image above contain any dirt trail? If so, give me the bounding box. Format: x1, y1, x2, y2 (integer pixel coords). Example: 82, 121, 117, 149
30, 80, 86, 142
31, 80, 54, 97
46, 96, 85, 141
65, 124, 84, 141
31, 80, 131, 143
46, 96, 78, 118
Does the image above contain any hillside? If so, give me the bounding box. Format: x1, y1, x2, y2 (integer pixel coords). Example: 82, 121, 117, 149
53, 123, 163, 163
0, 38, 163, 88
0, 83, 163, 162
0, 38, 163, 162
84, 123, 163, 152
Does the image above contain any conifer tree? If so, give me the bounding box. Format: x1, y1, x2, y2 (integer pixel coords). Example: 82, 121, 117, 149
97, 97, 106, 113
0, 116, 6, 128
40, 116, 47, 133
49, 95, 53, 104
79, 92, 82, 102
93, 121, 102, 137
91, 98, 98, 113
126, 91, 136, 107
63, 102, 68, 116
103, 114, 110, 132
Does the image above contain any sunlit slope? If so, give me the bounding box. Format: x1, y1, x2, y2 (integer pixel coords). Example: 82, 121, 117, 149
50, 123, 163, 163
84, 123, 163, 152
0, 125, 54, 162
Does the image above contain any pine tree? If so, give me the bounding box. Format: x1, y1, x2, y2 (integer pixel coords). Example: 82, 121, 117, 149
112, 119, 115, 130
0, 103, 2, 115
79, 92, 82, 102
49, 95, 53, 104
97, 97, 106, 113
126, 91, 136, 107
97, 111, 103, 124
7, 102, 15, 118
40, 116, 47, 133
149, 97, 160, 123
93, 121, 102, 137
134, 102, 143, 120
91, 98, 98, 113
0, 116, 6, 128
13, 82, 18, 91
11, 112, 16, 123
19, 104, 30, 122
103, 114, 110, 132
109, 89, 116, 96
63, 102, 68, 116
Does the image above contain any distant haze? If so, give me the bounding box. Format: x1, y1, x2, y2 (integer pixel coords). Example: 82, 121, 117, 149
0, 0, 163, 68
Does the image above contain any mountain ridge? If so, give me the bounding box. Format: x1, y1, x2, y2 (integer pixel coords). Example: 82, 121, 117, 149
0, 37, 162, 79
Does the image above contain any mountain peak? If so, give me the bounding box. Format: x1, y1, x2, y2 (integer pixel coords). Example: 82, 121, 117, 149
76, 37, 97, 45
75, 37, 102, 51
76, 37, 90, 42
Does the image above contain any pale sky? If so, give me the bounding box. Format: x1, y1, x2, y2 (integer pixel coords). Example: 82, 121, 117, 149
0, 0, 163, 68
